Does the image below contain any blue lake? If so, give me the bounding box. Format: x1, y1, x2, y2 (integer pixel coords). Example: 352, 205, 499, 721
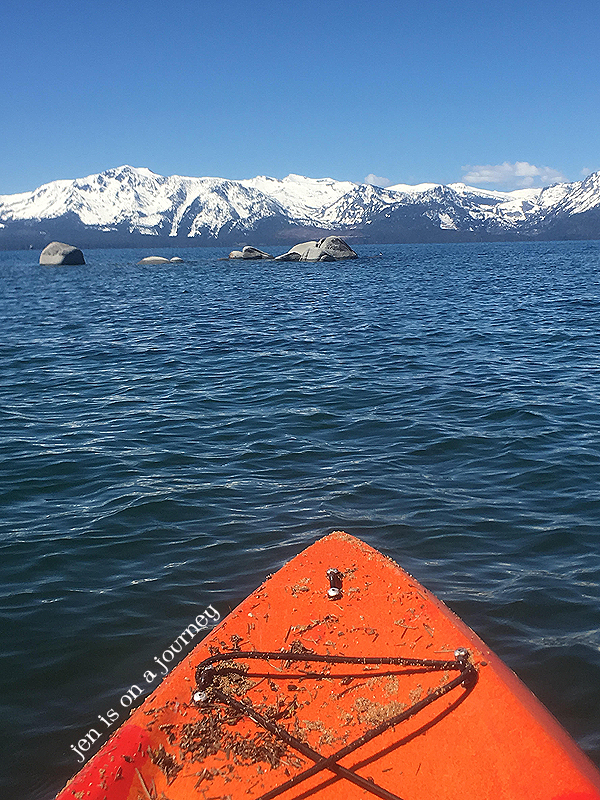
1, 241, 600, 798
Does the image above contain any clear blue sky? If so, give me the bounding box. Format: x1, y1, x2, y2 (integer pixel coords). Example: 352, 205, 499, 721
1, 0, 598, 194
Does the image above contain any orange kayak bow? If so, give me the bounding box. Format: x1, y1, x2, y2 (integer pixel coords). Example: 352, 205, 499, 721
56, 531, 600, 800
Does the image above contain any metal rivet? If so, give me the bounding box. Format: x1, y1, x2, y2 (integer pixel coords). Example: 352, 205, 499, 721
327, 568, 343, 600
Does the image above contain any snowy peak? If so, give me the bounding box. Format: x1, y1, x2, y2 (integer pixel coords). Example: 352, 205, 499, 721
547, 172, 600, 215
240, 173, 357, 221
1, 166, 600, 247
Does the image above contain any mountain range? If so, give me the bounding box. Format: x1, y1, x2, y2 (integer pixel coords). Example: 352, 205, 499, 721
2, 166, 600, 249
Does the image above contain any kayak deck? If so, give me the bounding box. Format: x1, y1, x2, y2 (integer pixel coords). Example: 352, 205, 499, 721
56, 531, 600, 800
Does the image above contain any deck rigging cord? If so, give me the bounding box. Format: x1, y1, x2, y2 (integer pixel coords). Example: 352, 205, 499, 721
193, 648, 478, 800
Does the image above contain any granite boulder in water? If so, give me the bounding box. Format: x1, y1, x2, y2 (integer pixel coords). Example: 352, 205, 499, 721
229, 246, 273, 259
138, 256, 171, 264
275, 236, 357, 262
39, 242, 85, 265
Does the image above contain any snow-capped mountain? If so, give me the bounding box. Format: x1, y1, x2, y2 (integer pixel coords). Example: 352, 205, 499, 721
1, 165, 600, 249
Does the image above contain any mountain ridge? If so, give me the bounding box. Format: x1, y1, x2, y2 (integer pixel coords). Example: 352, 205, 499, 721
1, 166, 600, 249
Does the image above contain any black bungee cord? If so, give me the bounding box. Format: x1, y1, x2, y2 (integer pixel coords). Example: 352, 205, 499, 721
192, 647, 477, 800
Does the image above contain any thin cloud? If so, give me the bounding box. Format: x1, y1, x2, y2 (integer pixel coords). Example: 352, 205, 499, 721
364, 173, 391, 188
461, 161, 565, 190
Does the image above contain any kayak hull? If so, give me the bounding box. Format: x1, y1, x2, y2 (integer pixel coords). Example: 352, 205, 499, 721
56, 531, 600, 800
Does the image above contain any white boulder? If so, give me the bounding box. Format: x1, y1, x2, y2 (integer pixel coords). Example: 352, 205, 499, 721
274, 250, 302, 261
276, 236, 357, 262
244, 246, 272, 259
39, 242, 85, 265
137, 256, 170, 264
228, 246, 273, 259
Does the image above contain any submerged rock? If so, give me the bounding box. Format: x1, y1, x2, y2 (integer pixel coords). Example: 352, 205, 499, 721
39, 242, 85, 265
276, 236, 357, 262
138, 256, 170, 264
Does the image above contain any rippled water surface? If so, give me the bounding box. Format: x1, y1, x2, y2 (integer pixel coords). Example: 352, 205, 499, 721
1, 242, 600, 798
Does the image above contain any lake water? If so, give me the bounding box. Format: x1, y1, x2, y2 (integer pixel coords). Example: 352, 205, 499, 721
1, 241, 600, 799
